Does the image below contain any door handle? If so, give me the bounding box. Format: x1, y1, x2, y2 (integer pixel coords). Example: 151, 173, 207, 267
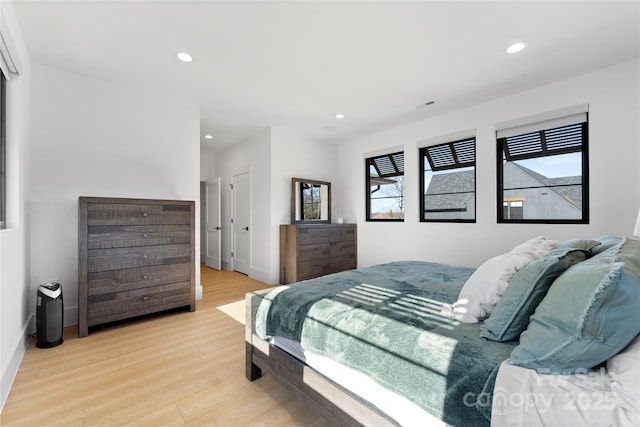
215, 226, 222, 230
243, 226, 249, 231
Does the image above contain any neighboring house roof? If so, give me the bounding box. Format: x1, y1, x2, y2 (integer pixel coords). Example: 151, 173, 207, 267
424, 170, 474, 210
511, 163, 582, 210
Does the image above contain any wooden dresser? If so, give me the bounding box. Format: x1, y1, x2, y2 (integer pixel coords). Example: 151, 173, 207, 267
78, 197, 195, 337
280, 224, 357, 284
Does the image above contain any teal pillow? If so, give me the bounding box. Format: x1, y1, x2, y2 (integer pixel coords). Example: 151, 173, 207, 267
480, 239, 599, 342
509, 238, 640, 373
591, 235, 623, 256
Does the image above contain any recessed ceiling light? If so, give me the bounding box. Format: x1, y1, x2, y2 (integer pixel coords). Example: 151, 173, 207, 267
177, 52, 193, 63
505, 41, 528, 54
204, 134, 213, 140
334, 113, 345, 119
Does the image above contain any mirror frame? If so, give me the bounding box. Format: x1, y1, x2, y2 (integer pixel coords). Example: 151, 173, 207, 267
291, 177, 331, 224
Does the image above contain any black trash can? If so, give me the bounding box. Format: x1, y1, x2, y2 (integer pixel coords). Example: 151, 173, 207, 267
36, 282, 64, 348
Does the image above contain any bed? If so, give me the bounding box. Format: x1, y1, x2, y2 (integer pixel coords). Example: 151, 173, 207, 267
245, 236, 640, 426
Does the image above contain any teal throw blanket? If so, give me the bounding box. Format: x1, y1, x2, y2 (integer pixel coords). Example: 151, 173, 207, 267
256, 261, 517, 426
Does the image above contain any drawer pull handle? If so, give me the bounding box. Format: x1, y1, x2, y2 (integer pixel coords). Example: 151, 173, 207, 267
141, 296, 149, 301
313, 250, 318, 254
141, 275, 148, 280
142, 212, 148, 217
142, 254, 148, 259
313, 266, 318, 270
142, 233, 148, 238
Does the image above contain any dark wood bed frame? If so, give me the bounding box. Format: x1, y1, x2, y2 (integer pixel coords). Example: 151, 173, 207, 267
245, 289, 399, 427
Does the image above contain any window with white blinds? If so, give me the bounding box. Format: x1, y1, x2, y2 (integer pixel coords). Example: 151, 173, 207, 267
496, 106, 589, 223
366, 151, 405, 221
420, 137, 476, 222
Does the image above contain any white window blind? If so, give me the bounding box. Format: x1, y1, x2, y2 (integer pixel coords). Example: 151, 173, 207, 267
423, 137, 475, 171
368, 152, 404, 177
496, 104, 588, 139
363, 145, 404, 159
417, 129, 476, 148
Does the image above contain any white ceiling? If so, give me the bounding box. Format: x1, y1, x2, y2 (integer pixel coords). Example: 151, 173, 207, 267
12, 1, 640, 153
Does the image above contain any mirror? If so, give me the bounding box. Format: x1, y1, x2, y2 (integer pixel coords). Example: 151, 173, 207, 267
291, 178, 331, 223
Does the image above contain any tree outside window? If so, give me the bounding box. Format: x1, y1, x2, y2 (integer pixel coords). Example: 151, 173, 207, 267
366, 152, 404, 221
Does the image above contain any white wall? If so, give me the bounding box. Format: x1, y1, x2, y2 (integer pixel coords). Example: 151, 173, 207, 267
270, 127, 338, 279
0, 0, 31, 411
200, 151, 216, 182
270, 126, 339, 223
212, 126, 338, 284
28, 63, 201, 328
338, 59, 640, 269
214, 129, 273, 282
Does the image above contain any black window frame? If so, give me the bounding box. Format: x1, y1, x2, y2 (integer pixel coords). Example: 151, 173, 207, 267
419, 137, 476, 223
496, 119, 589, 224
365, 151, 405, 222
0, 74, 5, 230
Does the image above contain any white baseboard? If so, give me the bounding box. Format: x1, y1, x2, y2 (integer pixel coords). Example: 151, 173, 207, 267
0, 313, 34, 412
64, 305, 78, 327
250, 268, 279, 286
217, 264, 278, 285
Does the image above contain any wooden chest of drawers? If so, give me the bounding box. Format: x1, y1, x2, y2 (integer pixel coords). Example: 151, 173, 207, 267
78, 197, 195, 337
279, 224, 357, 284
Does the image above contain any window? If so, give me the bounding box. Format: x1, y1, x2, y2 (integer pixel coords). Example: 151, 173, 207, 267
496, 108, 589, 223
366, 151, 404, 221
503, 199, 524, 220
419, 137, 476, 222
0, 74, 5, 229
299, 182, 322, 220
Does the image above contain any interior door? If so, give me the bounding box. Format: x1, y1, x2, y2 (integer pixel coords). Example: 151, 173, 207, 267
232, 172, 250, 275
205, 178, 222, 270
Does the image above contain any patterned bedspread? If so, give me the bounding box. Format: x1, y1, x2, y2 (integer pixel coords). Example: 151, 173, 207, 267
255, 261, 517, 426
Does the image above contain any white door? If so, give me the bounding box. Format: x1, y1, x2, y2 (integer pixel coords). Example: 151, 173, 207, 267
205, 178, 222, 270
232, 172, 250, 275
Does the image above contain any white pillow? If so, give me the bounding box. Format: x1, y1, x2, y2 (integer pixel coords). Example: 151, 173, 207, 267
441, 251, 536, 323
440, 237, 557, 324
607, 334, 640, 413
510, 236, 546, 254
510, 236, 558, 258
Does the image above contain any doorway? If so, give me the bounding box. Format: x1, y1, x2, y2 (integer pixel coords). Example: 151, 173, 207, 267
204, 178, 222, 270
232, 172, 250, 275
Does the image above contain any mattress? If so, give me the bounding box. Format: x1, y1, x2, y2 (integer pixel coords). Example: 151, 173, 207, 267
256, 261, 518, 426
492, 361, 638, 426
272, 336, 450, 427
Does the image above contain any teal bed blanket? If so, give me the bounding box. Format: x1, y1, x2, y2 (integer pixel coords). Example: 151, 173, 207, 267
255, 261, 517, 426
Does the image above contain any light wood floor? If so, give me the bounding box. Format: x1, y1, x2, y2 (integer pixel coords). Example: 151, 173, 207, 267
0, 266, 331, 426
